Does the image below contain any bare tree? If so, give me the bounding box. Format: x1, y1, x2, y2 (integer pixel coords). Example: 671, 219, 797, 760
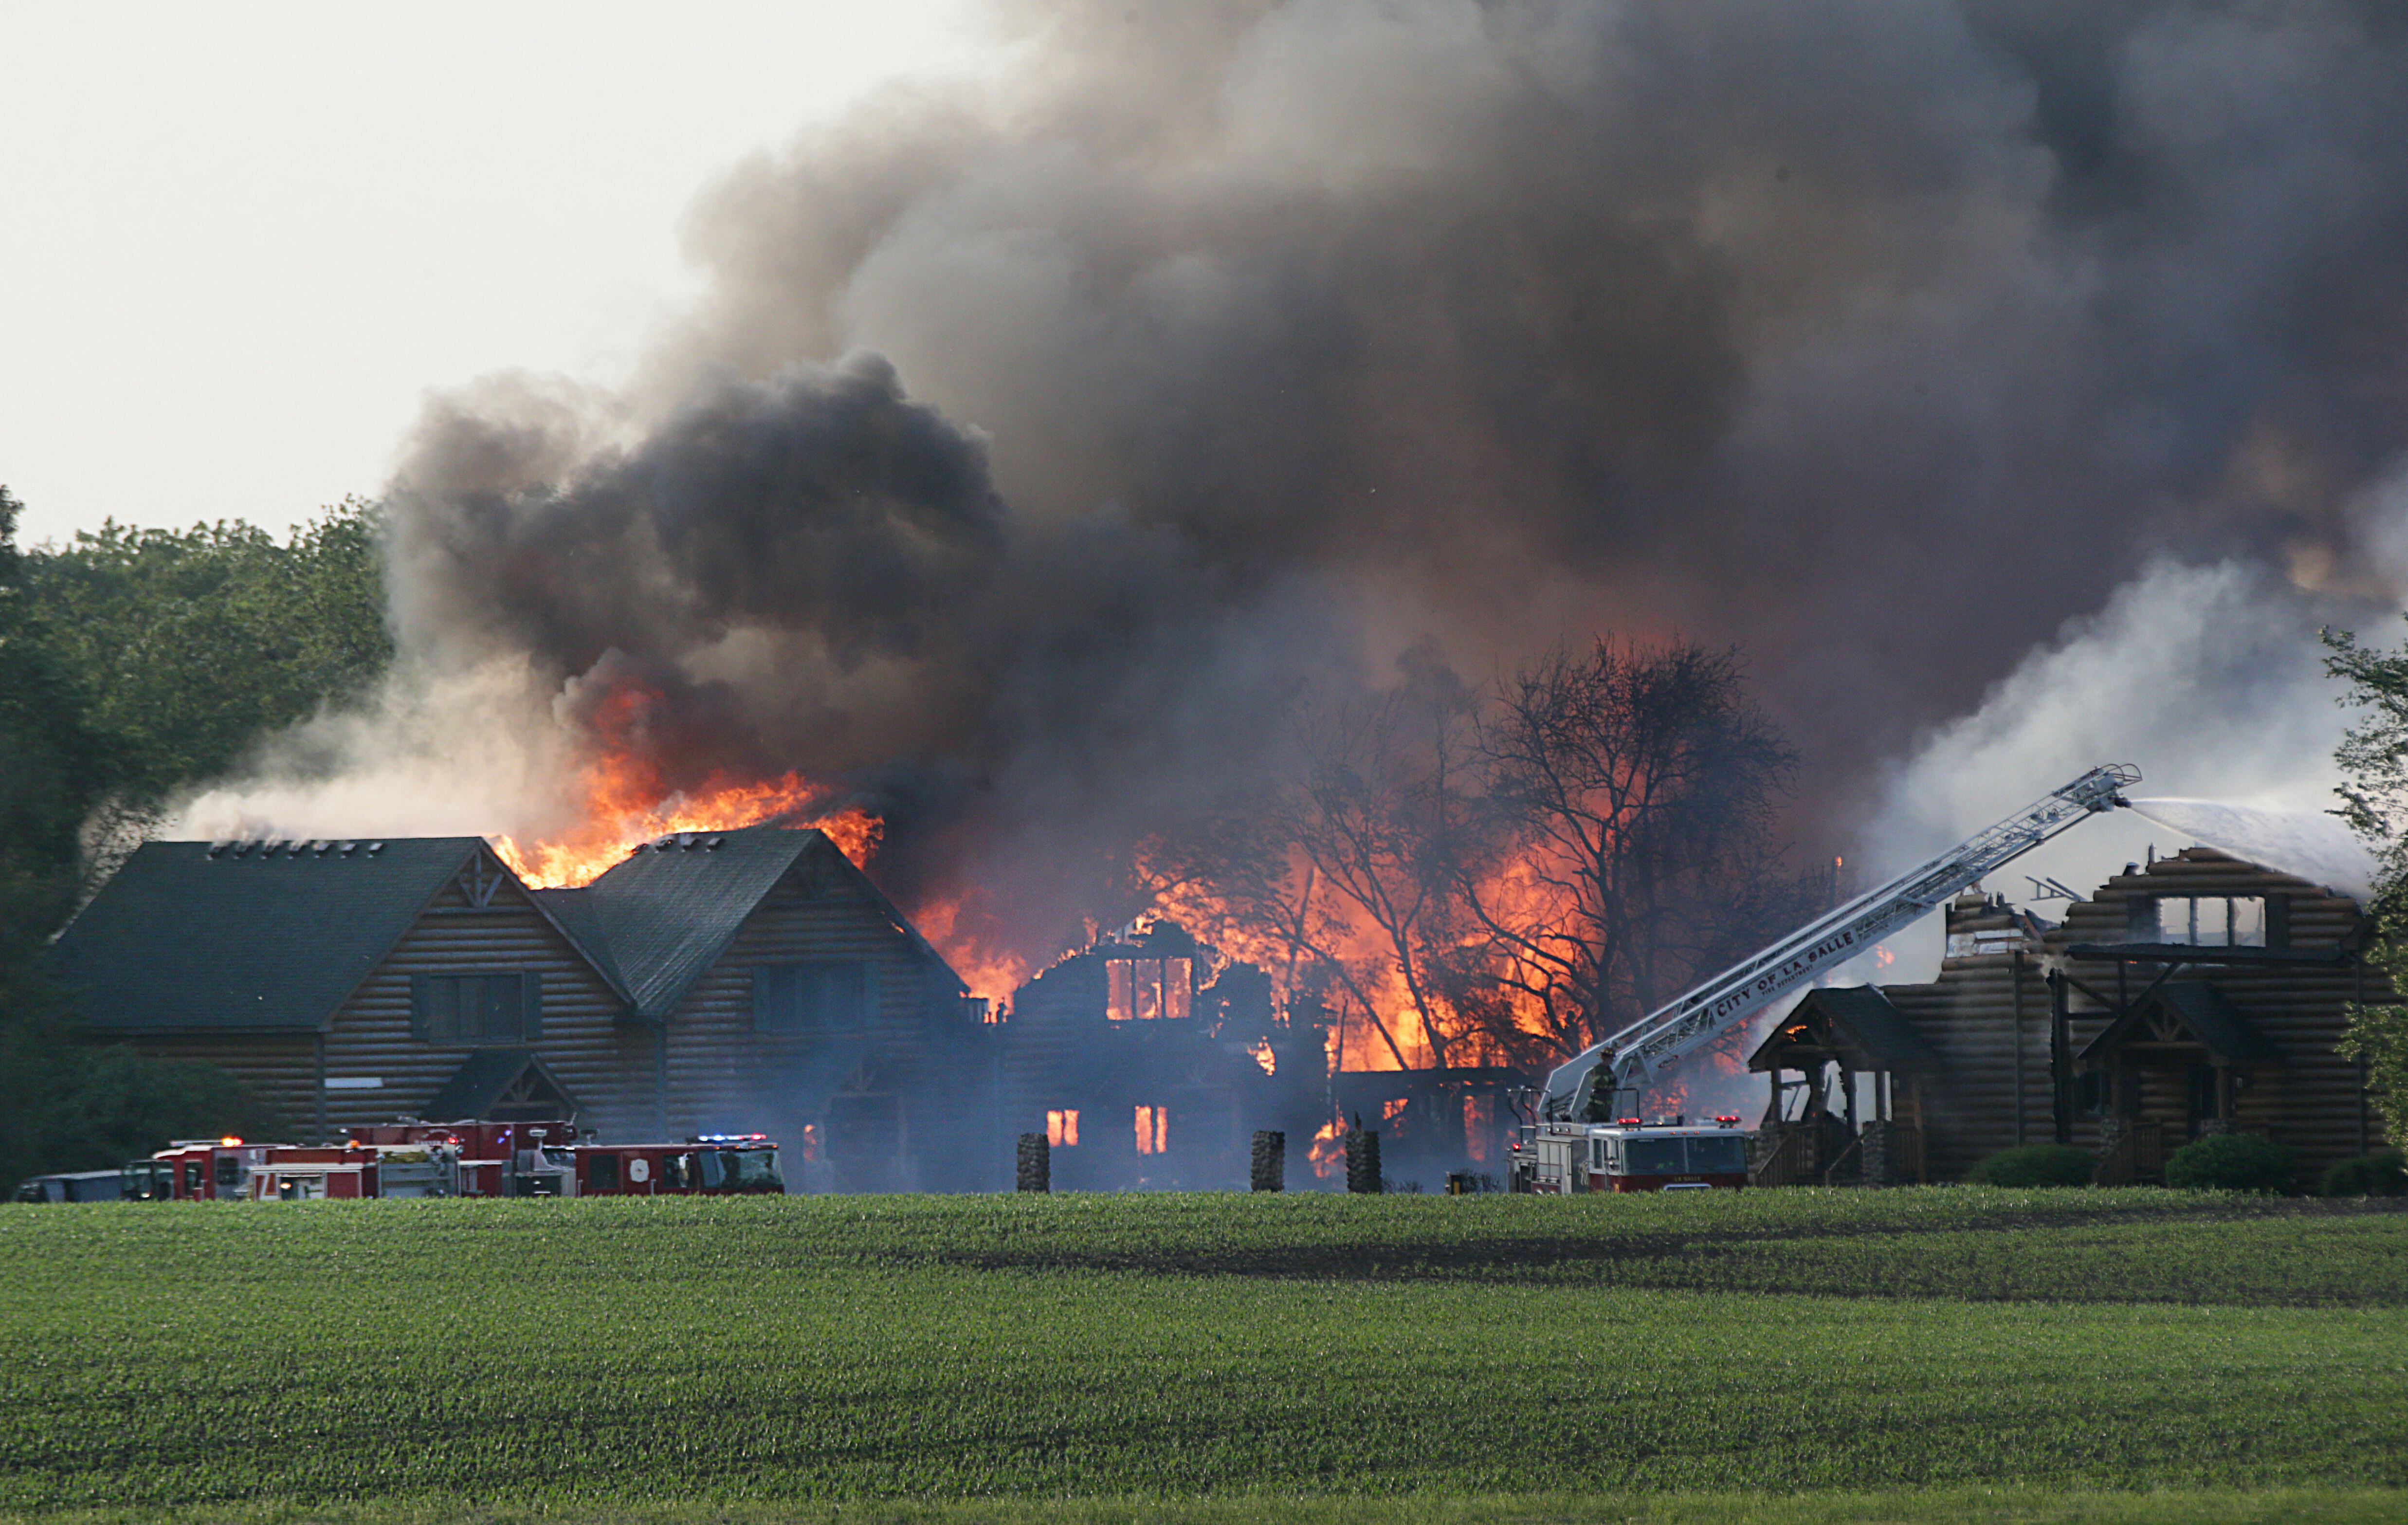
1460, 639, 1809, 1063
1137, 656, 1497, 1069
1144, 638, 1815, 1081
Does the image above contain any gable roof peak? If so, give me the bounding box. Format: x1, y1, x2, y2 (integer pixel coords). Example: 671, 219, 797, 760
54, 837, 504, 1033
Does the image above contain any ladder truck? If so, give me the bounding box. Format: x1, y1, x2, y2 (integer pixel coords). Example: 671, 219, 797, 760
1512, 764, 2138, 1193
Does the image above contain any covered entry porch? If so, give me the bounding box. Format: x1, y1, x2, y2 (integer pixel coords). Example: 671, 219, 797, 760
1747, 986, 1939, 1186
2077, 982, 2281, 1184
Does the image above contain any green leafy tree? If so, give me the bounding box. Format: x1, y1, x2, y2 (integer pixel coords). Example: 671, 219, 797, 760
2322, 625, 2408, 1147
17, 498, 392, 810
0, 486, 102, 966
0, 488, 382, 1188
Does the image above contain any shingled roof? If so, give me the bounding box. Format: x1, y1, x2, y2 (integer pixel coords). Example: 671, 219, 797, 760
564, 826, 967, 1019
1749, 985, 1943, 1073
51, 838, 618, 1032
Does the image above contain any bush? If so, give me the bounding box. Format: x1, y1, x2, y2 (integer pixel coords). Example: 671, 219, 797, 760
2320, 1148, 2408, 1198
2163, 1132, 2295, 1194
1964, 1143, 2096, 1187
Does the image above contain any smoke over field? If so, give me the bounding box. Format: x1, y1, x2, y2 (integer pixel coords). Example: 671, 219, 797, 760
183, 0, 2408, 981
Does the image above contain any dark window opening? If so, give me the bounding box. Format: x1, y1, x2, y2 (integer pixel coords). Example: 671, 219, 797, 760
411, 972, 541, 1044
753, 962, 877, 1035
586, 1151, 620, 1191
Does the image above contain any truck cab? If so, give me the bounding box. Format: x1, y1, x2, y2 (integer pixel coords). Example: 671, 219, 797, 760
1513, 1116, 1751, 1193
576, 1135, 784, 1196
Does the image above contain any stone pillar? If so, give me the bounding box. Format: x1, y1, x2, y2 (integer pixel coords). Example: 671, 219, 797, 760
1860, 1120, 1893, 1188
1344, 1129, 1383, 1194
1016, 1132, 1050, 1193
1250, 1130, 1285, 1192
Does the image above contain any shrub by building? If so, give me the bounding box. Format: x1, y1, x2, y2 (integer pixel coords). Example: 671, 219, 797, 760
2162, 1132, 2295, 1194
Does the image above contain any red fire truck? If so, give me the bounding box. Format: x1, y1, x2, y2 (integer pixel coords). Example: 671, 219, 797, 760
1511, 1115, 1751, 1193
141, 1138, 397, 1200
574, 1134, 785, 1196
129, 1125, 784, 1200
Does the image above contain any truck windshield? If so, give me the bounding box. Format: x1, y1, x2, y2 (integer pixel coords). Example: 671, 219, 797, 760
1686, 1136, 1748, 1174
732, 1148, 781, 1187
1622, 1139, 1687, 1175
699, 1148, 782, 1189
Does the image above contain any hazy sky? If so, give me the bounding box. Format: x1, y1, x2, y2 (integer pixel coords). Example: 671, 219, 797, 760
0, 1, 994, 547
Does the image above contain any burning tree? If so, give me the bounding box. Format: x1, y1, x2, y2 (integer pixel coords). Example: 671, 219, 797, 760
1460, 640, 1813, 1066
1149, 638, 1817, 1078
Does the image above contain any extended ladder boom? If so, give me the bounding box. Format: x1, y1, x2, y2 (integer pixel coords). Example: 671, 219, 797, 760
1539, 764, 2139, 1121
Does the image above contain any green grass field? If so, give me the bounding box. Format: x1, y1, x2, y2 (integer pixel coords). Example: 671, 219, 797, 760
1, 1189, 2403, 1523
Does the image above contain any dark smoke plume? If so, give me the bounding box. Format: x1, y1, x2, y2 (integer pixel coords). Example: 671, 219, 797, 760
336, 0, 2408, 963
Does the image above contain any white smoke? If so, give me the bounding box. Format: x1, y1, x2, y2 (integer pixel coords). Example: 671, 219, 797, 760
172, 658, 584, 844
2122, 797, 2375, 901
1869, 557, 2348, 866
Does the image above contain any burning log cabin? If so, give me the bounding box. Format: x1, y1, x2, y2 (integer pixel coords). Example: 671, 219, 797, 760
1330, 1066, 1533, 1189
997, 921, 1330, 1190
1767, 847, 2393, 1184
51, 827, 988, 1190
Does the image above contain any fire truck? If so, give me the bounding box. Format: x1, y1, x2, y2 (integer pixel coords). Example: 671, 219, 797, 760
1512, 1115, 1751, 1193
127, 1126, 784, 1200
1513, 766, 2140, 1191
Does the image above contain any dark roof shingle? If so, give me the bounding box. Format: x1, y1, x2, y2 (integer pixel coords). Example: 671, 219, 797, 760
52, 839, 482, 1031
568, 826, 965, 1018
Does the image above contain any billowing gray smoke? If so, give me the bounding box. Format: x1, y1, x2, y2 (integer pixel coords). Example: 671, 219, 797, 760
345, 0, 2408, 962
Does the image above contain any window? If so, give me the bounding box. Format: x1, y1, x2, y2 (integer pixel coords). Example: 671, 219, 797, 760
1623, 1138, 1686, 1175
410, 973, 541, 1044
1686, 1137, 1749, 1175
586, 1152, 620, 1192
1047, 1109, 1080, 1148
1134, 1105, 1168, 1156
2145, 897, 2268, 948
1106, 957, 1193, 1021
753, 962, 878, 1035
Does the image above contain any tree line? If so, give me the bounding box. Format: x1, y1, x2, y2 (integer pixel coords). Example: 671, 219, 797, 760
0, 486, 390, 1189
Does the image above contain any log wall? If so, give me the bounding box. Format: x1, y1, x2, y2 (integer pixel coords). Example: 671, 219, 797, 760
1882, 848, 2388, 1182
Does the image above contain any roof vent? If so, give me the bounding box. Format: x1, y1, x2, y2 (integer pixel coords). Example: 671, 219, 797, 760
677, 833, 698, 849
207, 842, 229, 859
338, 841, 358, 856
365, 842, 385, 857
706, 835, 724, 849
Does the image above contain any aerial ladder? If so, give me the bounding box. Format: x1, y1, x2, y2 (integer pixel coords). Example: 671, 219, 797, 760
1538, 764, 2140, 1125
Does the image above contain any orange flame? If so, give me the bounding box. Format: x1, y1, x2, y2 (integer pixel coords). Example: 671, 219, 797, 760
486, 687, 1029, 1003
494, 760, 879, 890
907, 894, 1033, 1009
